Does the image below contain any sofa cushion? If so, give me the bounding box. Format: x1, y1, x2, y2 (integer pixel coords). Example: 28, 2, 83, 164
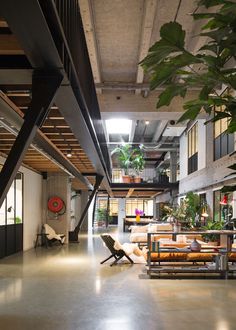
150, 252, 187, 261
130, 225, 149, 233
130, 233, 147, 243
156, 223, 173, 231
186, 253, 215, 261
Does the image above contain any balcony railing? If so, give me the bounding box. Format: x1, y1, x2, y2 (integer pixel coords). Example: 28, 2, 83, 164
39, 0, 111, 179
112, 168, 170, 184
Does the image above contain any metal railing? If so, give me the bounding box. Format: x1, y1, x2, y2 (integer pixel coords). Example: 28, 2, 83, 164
39, 0, 111, 179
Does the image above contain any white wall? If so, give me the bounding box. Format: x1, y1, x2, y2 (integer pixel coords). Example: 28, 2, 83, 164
118, 198, 126, 231
22, 166, 42, 251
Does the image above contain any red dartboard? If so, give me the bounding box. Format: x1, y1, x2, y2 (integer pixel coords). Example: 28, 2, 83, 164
47, 196, 64, 213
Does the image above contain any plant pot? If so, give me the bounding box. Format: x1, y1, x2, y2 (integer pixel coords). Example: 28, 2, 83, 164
130, 176, 135, 183
134, 176, 141, 183
122, 175, 131, 183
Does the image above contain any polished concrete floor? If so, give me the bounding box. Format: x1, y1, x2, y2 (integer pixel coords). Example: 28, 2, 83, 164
1, 228, 236, 330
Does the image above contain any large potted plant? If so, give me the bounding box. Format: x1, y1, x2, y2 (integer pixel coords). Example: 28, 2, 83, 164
140, 0, 236, 193
112, 144, 134, 183
132, 147, 145, 183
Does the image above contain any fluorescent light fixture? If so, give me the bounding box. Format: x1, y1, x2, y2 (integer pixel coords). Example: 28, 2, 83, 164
105, 119, 132, 135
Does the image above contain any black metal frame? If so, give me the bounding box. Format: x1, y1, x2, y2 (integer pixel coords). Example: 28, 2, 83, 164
100, 234, 133, 267
0, 0, 112, 196
71, 174, 103, 241
0, 69, 63, 207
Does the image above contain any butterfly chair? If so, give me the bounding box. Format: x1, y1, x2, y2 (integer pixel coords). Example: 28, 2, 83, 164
100, 234, 134, 266
43, 224, 65, 246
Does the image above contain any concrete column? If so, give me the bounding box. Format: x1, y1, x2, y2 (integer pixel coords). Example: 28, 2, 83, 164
80, 190, 89, 232
170, 151, 177, 182
118, 198, 126, 231
153, 198, 157, 219
46, 173, 71, 243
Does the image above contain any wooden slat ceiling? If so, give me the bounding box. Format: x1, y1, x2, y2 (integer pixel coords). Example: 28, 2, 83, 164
98, 189, 160, 199
0, 19, 95, 189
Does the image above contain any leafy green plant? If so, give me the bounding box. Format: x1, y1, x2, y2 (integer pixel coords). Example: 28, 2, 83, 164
141, 0, 236, 192
132, 148, 145, 176
202, 219, 225, 242
162, 192, 202, 229
96, 208, 112, 224
112, 145, 134, 175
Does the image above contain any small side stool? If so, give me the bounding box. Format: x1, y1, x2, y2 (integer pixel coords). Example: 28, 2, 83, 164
34, 233, 49, 248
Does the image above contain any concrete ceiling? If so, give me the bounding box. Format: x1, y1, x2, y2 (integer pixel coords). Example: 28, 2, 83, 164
79, 0, 203, 121
79, 0, 204, 171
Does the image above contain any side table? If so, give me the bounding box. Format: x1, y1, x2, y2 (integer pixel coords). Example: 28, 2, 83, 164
34, 233, 49, 248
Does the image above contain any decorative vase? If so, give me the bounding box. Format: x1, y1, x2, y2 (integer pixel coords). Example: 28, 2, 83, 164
190, 237, 201, 252
136, 215, 140, 222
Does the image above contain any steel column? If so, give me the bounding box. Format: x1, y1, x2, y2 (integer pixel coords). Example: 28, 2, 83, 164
73, 174, 103, 238
0, 69, 63, 207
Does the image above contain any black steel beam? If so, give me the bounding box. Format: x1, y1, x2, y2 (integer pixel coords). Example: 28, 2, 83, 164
0, 69, 63, 207
0, 0, 112, 196
73, 174, 103, 239
0, 93, 92, 190
110, 182, 179, 190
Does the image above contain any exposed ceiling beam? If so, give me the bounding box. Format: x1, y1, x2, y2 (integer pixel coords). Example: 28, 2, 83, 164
0, 91, 93, 189
96, 82, 202, 91
126, 188, 134, 198
0, 35, 24, 55
135, 0, 157, 95
129, 120, 136, 143
152, 120, 168, 142
79, 0, 102, 94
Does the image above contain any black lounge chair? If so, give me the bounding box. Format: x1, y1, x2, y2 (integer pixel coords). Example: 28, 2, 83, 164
100, 234, 134, 266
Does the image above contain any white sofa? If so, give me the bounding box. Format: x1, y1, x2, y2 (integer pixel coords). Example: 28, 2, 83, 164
129, 223, 173, 244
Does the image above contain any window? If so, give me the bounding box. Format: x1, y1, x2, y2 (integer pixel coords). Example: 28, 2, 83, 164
125, 199, 153, 216
97, 198, 118, 216
0, 168, 23, 225
188, 123, 198, 174
112, 169, 122, 183
214, 108, 234, 160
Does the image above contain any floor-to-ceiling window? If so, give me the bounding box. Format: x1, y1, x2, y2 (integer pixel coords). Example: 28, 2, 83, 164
125, 199, 153, 217
0, 171, 23, 258
188, 123, 198, 174
214, 108, 234, 160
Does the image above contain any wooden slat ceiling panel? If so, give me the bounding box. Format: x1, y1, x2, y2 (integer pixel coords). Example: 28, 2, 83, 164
3, 92, 95, 173
0, 22, 96, 179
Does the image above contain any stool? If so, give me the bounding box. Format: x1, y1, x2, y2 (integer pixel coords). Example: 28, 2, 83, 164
34, 233, 49, 248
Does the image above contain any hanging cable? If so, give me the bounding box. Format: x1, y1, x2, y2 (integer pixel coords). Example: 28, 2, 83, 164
174, 0, 182, 22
